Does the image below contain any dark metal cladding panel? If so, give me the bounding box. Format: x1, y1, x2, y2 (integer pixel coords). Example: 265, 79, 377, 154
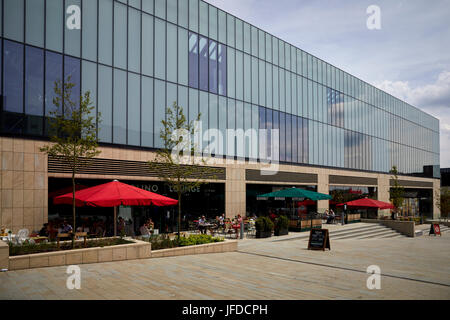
390, 179, 433, 188
245, 169, 317, 183
48, 156, 226, 180
329, 175, 377, 186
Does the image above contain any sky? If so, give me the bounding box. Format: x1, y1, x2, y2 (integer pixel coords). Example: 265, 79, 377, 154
205, 0, 450, 168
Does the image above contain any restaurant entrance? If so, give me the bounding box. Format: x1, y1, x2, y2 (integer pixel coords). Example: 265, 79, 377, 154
48, 178, 225, 235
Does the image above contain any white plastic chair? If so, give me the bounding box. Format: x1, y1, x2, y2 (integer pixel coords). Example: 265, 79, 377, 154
17, 229, 30, 244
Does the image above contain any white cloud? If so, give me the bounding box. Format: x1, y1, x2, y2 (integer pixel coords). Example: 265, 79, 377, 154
375, 71, 450, 167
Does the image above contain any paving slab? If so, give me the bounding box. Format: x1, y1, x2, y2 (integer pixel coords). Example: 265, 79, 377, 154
0, 233, 449, 300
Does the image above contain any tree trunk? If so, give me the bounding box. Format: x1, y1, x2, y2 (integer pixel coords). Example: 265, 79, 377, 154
177, 191, 182, 243
72, 171, 76, 248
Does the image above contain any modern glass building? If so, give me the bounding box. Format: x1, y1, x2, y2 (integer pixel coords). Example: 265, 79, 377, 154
0, 0, 441, 232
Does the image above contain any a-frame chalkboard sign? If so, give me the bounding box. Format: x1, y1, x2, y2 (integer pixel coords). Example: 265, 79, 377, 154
308, 228, 331, 251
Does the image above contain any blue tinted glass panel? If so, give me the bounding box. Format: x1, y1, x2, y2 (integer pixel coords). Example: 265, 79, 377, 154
292, 115, 297, 163
128, 73, 140, 146
209, 40, 218, 94
113, 69, 127, 145
297, 117, 303, 162
167, 0, 177, 24
189, 0, 198, 32
3, 41, 24, 133
45, 51, 63, 116
178, 28, 188, 86
218, 44, 227, 96
128, 8, 141, 73
98, 65, 113, 142
199, 36, 209, 91
154, 18, 166, 79
142, 0, 154, 14
25, 46, 44, 135
64, 56, 81, 108
154, 80, 166, 148
142, 14, 154, 76
25, 46, 44, 116
286, 114, 291, 162
26, 0, 45, 47
4, 0, 24, 42
98, 0, 113, 65
114, 2, 127, 69
3, 41, 24, 113
65, 0, 81, 57
188, 32, 199, 88
178, 0, 188, 28
303, 118, 309, 163
155, 0, 166, 19
279, 112, 285, 162
167, 23, 178, 82
141, 76, 154, 147
82, 0, 98, 61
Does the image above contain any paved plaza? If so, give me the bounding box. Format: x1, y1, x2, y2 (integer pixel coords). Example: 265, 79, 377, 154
0, 226, 449, 300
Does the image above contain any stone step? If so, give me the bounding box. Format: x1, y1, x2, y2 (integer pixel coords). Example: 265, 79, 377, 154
331, 226, 395, 240
354, 229, 402, 239
377, 232, 405, 239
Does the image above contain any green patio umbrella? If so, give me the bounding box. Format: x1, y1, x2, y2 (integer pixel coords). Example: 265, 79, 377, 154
257, 187, 332, 219
257, 187, 332, 201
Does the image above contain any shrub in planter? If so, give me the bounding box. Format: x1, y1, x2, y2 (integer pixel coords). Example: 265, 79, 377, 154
255, 216, 274, 238
274, 215, 289, 236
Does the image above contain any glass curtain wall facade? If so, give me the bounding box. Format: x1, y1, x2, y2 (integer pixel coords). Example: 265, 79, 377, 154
0, 0, 440, 177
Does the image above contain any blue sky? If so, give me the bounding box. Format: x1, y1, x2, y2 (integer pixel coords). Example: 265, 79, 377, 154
205, 0, 450, 168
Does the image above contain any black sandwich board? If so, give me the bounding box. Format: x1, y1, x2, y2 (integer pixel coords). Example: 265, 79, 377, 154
308, 228, 330, 251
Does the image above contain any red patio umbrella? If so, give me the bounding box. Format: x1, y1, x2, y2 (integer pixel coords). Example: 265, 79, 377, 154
54, 180, 178, 235
336, 198, 394, 209
48, 184, 88, 199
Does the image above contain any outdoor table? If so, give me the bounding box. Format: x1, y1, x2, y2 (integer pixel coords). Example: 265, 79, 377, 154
56, 233, 71, 248
30, 236, 48, 243
203, 223, 216, 235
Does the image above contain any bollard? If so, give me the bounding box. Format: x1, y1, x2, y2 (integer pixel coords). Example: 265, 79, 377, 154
240, 222, 244, 239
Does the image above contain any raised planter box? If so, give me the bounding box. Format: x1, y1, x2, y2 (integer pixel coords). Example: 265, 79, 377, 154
361, 219, 415, 237
6, 238, 151, 271
346, 213, 361, 224
256, 231, 272, 238
274, 228, 288, 236
289, 219, 322, 232
150, 240, 237, 258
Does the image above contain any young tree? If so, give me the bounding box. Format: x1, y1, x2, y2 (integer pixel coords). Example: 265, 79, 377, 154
389, 166, 404, 220
149, 102, 220, 241
40, 77, 101, 241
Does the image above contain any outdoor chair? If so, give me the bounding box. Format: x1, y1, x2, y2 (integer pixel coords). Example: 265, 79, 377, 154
224, 222, 236, 239
246, 220, 256, 238
16, 229, 30, 244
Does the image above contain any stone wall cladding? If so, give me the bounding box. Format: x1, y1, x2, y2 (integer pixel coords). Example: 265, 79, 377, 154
6, 239, 151, 271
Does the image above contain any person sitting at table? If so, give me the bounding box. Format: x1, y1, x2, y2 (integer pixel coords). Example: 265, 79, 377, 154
327, 210, 335, 224
198, 215, 207, 234
39, 223, 49, 237
94, 221, 105, 238
146, 218, 155, 234
60, 220, 73, 234
139, 223, 151, 239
